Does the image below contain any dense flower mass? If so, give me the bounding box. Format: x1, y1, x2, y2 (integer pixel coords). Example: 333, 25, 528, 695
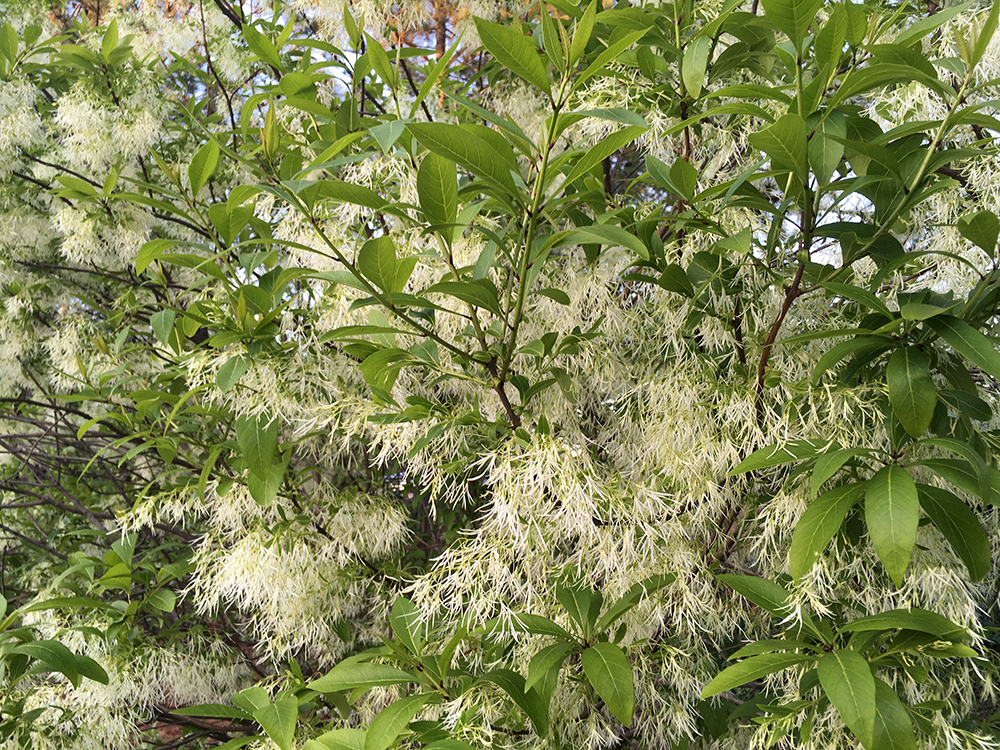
2, 0, 1000, 748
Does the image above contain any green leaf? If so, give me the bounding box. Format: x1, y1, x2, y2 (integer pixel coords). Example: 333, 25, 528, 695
0, 23, 17, 63
73, 654, 108, 684
480, 668, 549, 734
247, 457, 286, 506
916, 485, 990, 582
525, 643, 574, 693
408, 122, 517, 194
811, 449, 868, 497
893, 0, 973, 47
839, 609, 969, 642
360, 348, 413, 398
581, 643, 635, 726
306, 728, 365, 750
865, 466, 919, 587
425, 279, 502, 317
254, 691, 298, 750
235, 413, 279, 481
873, 678, 916, 750
389, 596, 425, 655
232, 686, 270, 714
506, 613, 576, 640
365, 33, 397, 88
957, 210, 1000, 253
417, 153, 458, 228
217, 355, 249, 393
365, 693, 434, 750
972, 0, 1000, 67
807, 110, 847, 186
101, 18, 118, 59
173, 704, 253, 719
561, 125, 647, 189
358, 237, 416, 295
569, 0, 597, 66
789, 483, 866, 580
243, 23, 282, 69
818, 650, 875, 749
147, 589, 177, 612
473, 17, 550, 93
700, 653, 814, 698
594, 573, 676, 633
886, 348, 936, 438
760, 0, 823, 48
13, 641, 79, 687
748, 113, 808, 185
813, 4, 847, 72
730, 639, 813, 659
681, 36, 711, 99
188, 141, 220, 195
718, 574, 791, 617
308, 663, 417, 693
556, 572, 598, 636
729, 439, 832, 474
136, 239, 174, 274
576, 28, 649, 87
926, 316, 1000, 379
150, 309, 177, 348
556, 225, 649, 261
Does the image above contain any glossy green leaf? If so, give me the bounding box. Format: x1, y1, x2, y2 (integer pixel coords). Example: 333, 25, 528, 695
308, 663, 417, 693
719, 575, 792, 621
425, 279, 502, 317
811, 449, 868, 497
365, 693, 434, 750
789, 483, 865, 579
840, 608, 969, 642
807, 110, 847, 186
873, 678, 916, 750
358, 237, 417, 295
247, 457, 286, 506
925, 315, 1000, 378
13, 640, 79, 687
473, 17, 549, 93
729, 439, 832, 474
561, 125, 647, 190
813, 4, 847, 72
556, 225, 649, 261
569, 0, 597, 66
701, 653, 814, 698
748, 113, 808, 185
886, 348, 936, 438
408, 122, 517, 194
217, 355, 249, 393
760, 0, 823, 48
957, 210, 1000, 253
865, 466, 919, 587
254, 691, 298, 750
150, 309, 176, 348
417, 153, 458, 228
818, 650, 875, 749
147, 589, 177, 612
916, 484, 990, 582
681, 36, 710, 99
481, 668, 549, 734
235, 412, 279, 481
305, 728, 366, 750
389, 596, 425, 655
525, 642, 574, 692
188, 141, 219, 195
581, 643, 635, 726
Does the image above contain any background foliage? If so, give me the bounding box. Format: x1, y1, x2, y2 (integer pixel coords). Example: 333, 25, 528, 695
2, 0, 1000, 747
